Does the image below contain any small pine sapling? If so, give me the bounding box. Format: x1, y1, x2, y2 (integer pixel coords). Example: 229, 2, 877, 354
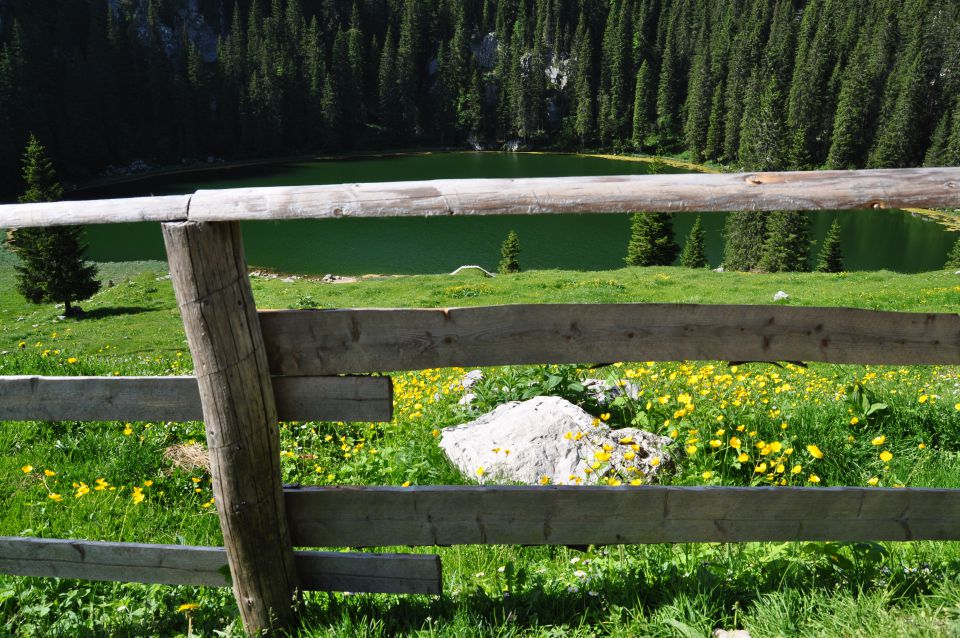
498, 229, 521, 274
816, 219, 844, 273
679, 214, 707, 268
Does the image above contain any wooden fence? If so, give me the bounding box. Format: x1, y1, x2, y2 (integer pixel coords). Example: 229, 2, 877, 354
2, 167, 960, 634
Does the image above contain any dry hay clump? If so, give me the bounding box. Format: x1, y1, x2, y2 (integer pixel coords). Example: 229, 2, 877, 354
163, 443, 210, 473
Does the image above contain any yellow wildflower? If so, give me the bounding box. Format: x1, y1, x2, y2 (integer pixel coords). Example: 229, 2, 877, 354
21, 465, 33, 474
737, 453, 749, 463
867, 477, 879, 486
48, 493, 63, 502
871, 435, 886, 446
132, 487, 145, 504
177, 603, 200, 613
806, 444, 824, 459
43, 469, 55, 477
791, 465, 802, 474
880, 450, 893, 463
729, 437, 742, 450
808, 474, 821, 484
701, 471, 713, 480
850, 416, 859, 425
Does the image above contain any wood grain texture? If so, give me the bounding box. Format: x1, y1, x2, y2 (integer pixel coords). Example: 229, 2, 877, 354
296, 550, 441, 594
163, 221, 298, 633
258, 304, 960, 375
3, 168, 960, 228
186, 168, 960, 219
0, 195, 190, 228
0, 537, 440, 594
285, 486, 960, 546
0, 375, 391, 422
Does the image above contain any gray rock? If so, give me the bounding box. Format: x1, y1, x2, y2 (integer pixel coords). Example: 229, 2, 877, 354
439, 396, 672, 485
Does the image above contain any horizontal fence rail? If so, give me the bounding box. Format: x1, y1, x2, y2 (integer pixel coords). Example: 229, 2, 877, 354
0, 375, 392, 422
3, 167, 960, 228
285, 486, 960, 547
0, 537, 440, 594
258, 304, 960, 374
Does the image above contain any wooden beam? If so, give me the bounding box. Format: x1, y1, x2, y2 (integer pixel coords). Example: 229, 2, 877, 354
0, 537, 440, 594
285, 486, 960, 546
3, 168, 960, 228
0, 375, 392, 422
0, 195, 190, 228
297, 550, 441, 595
258, 304, 960, 375
163, 221, 299, 634
188, 168, 960, 220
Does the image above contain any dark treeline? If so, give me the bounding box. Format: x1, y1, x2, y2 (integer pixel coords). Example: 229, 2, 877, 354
2, 0, 960, 195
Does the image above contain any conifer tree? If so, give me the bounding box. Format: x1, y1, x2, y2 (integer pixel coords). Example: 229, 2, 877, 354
631, 60, 654, 151
945, 236, 960, 270
868, 49, 926, 168
680, 215, 707, 268
625, 213, 679, 267
6, 135, 100, 315
378, 26, 400, 136
757, 211, 811, 272
683, 45, 712, 162
498, 229, 521, 274
945, 95, 960, 166
570, 14, 594, 145
816, 218, 844, 273
722, 211, 767, 271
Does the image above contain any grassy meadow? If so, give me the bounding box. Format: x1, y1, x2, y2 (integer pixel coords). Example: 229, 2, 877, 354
5, 251, 960, 636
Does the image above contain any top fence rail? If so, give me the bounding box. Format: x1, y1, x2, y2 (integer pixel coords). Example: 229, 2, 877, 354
2, 167, 960, 228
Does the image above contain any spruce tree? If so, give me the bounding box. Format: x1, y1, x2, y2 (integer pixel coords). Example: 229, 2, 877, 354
757, 211, 812, 272
722, 211, 767, 271
945, 236, 960, 270
498, 230, 521, 274
570, 14, 594, 145
625, 213, 679, 267
680, 215, 707, 268
816, 218, 844, 272
631, 60, 654, 151
6, 135, 100, 315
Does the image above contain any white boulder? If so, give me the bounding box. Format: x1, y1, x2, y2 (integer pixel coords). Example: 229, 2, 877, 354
439, 396, 672, 485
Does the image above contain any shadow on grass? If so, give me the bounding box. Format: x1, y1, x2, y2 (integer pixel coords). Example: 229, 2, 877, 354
297, 550, 960, 635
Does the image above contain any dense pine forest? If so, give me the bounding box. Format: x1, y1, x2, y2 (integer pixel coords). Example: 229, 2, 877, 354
2, 0, 960, 195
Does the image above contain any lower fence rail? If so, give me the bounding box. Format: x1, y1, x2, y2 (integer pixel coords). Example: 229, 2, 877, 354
0, 537, 440, 594
285, 485, 960, 547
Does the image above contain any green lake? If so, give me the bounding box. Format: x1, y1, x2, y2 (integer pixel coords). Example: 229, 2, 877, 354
76, 152, 956, 274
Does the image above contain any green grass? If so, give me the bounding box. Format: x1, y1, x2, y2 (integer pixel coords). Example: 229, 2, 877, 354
5, 254, 960, 636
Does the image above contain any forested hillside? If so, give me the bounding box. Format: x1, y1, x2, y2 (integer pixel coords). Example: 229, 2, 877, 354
1, 0, 959, 194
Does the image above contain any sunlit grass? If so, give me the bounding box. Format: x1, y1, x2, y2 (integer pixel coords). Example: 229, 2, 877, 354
5, 257, 960, 635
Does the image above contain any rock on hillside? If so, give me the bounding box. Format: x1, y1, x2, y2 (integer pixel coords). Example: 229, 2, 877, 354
439, 396, 672, 485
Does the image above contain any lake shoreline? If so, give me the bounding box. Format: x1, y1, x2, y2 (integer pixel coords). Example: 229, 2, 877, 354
68, 147, 956, 233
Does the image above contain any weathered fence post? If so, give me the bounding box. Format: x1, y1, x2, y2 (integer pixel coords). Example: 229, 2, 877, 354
162, 221, 300, 634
